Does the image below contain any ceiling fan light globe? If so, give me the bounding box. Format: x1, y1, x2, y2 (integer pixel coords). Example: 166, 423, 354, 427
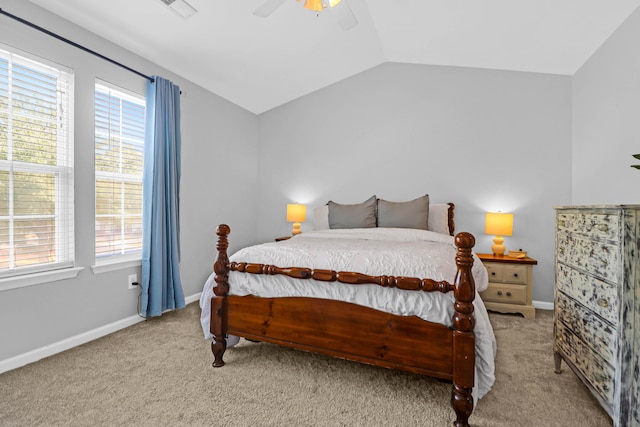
304, 0, 324, 12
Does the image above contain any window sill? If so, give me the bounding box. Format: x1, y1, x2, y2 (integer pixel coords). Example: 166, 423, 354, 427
0, 267, 84, 292
91, 257, 142, 275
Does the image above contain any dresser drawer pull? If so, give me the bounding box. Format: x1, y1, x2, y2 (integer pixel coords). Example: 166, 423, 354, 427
491, 272, 496, 276
496, 291, 513, 297
598, 299, 609, 308
513, 273, 518, 278
596, 224, 609, 233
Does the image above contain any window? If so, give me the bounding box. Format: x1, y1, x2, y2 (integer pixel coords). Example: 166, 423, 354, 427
0, 46, 74, 278
94, 82, 145, 260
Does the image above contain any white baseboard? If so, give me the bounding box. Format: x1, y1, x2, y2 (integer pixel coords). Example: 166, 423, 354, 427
0, 292, 201, 375
533, 300, 554, 311
184, 293, 201, 305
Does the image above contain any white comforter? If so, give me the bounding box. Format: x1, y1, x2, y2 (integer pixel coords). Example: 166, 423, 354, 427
200, 228, 496, 400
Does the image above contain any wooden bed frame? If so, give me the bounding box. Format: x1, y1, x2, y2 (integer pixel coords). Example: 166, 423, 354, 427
209, 204, 477, 427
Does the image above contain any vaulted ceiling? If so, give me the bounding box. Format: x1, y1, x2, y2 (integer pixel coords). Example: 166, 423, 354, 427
27, 0, 640, 114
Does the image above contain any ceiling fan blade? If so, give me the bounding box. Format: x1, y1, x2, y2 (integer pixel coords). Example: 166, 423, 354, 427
253, 0, 288, 18
332, 0, 357, 30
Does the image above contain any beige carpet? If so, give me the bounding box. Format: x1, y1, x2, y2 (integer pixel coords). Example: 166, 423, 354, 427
0, 302, 611, 426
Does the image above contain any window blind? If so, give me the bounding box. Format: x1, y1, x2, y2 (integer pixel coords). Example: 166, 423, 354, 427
94, 82, 145, 260
0, 46, 75, 277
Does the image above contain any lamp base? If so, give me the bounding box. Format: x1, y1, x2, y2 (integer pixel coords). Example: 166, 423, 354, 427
491, 235, 506, 256
291, 222, 302, 235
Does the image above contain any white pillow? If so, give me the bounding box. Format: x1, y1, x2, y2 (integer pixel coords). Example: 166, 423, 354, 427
427, 204, 451, 235
313, 205, 330, 230
314, 203, 452, 235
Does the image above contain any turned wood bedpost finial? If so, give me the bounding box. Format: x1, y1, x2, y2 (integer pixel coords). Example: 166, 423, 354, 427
453, 232, 476, 328
451, 231, 476, 427
211, 224, 231, 368
214, 224, 231, 297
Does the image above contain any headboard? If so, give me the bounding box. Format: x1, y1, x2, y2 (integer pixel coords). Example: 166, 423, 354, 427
447, 202, 455, 236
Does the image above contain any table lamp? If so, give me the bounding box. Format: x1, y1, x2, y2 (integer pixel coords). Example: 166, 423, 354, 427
485, 212, 513, 256
286, 204, 306, 235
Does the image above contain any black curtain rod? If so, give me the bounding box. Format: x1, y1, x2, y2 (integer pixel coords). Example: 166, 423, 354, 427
0, 7, 154, 83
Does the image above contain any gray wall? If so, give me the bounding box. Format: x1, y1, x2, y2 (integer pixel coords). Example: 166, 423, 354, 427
256, 62, 573, 305
7, 0, 634, 367
0, 0, 259, 362
572, 6, 640, 204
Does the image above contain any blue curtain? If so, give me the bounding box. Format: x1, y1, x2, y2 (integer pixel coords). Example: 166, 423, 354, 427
141, 76, 185, 317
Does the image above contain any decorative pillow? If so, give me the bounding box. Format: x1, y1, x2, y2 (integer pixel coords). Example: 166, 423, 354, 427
313, 205, 330, 230
328, 195, 377, 229
377, 194, 429, 230
315, 198, 452, 234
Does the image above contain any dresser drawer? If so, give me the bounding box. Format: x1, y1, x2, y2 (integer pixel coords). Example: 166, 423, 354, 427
484, 263, 528, 285
557, 233, 619, 284
555, 321, 615, 406
556, 264, 619, 326
480, 282, 527, 305
556, 212, 620, 242
556, 292, 617, 366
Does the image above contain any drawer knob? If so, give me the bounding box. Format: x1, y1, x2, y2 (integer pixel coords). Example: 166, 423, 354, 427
513, 273, 518, 278
597, 224, 609, 233
598, 299, 609, 308
491, 272, 496, 276
506, 291, 512, 297
497, 291, 503, 296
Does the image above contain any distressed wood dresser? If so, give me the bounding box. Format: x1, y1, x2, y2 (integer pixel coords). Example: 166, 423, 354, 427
554, 205, 640, 426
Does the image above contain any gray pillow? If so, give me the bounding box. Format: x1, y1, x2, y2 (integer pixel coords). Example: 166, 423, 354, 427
328, 195, 377, 229
377, 194, 429, 230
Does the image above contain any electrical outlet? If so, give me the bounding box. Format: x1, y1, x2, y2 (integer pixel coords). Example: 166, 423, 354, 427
128, 274, 138, 290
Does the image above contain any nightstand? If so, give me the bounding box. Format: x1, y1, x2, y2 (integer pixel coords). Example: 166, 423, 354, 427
477, 253, 537, 319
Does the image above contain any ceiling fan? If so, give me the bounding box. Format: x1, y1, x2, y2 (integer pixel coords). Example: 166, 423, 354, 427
253, 0, 358, 30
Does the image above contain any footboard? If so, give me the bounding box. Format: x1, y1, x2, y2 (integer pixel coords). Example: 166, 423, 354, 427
227, 294, 455, 378
210, 224, 476, 427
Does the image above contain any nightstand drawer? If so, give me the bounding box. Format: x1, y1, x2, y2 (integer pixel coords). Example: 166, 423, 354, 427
480, 283, 527, 305
485, 263, 528, 285
485, 264, 504, 282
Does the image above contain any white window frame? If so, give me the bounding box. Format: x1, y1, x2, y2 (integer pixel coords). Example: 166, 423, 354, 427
0, 44, 76, 289
93, 80, 145, 268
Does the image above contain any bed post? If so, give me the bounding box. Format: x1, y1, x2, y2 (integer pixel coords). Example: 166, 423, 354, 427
451, 232, 476, 427
211, 224, 231, 368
